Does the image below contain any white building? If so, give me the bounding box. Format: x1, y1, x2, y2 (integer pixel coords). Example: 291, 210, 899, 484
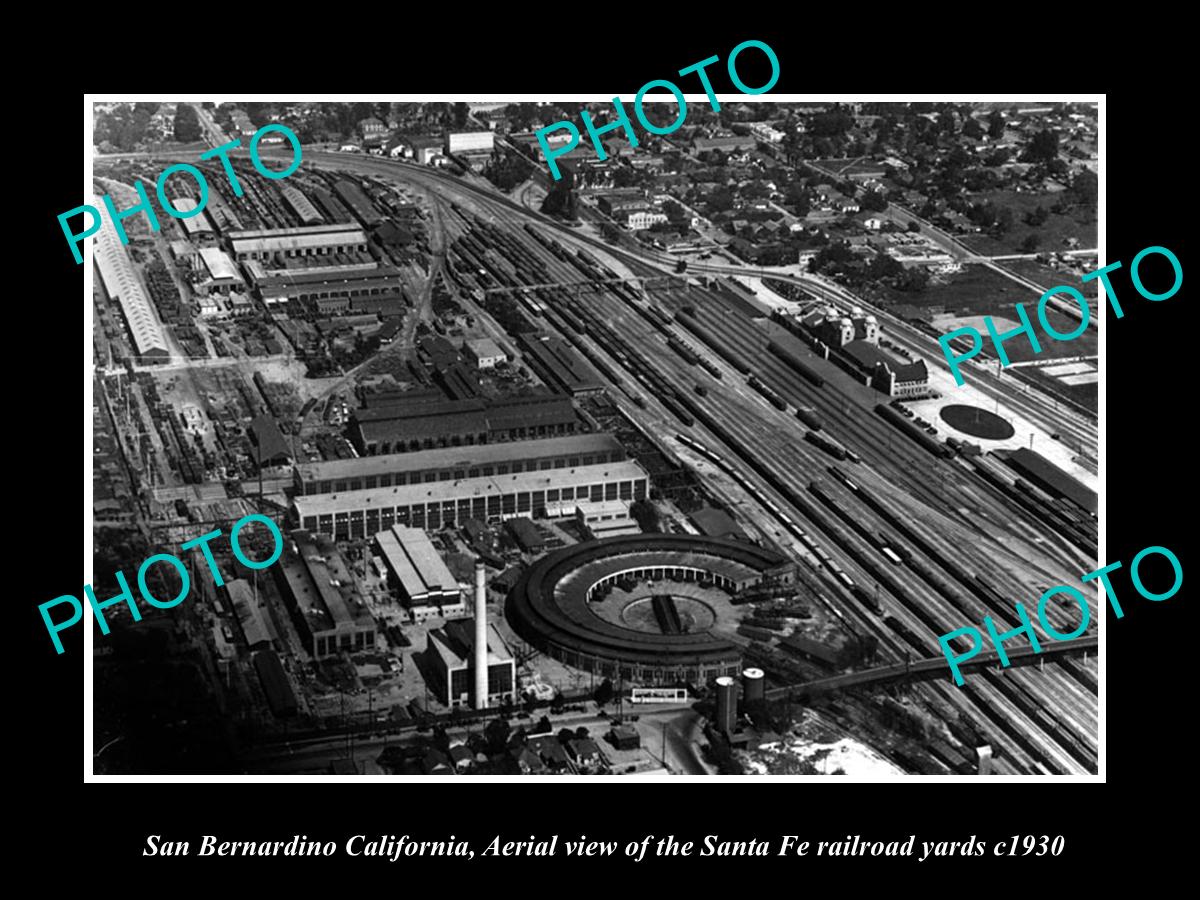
627, 209, 668, 231
749, 122, 785, 143
195, 248, 244, 295
464, 337, 507, 369
575, 499, 640, 538
447, 131, 495, 154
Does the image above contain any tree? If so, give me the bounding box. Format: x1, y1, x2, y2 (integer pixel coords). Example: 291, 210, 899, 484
1020, 234, 1041, 253
962, 117, 984, 140
1067, 170, 1098, 210
675, 260, 688, 274
987, 110, 1006, 139
593, 678, 615, 707
485, 717, 511, 753
994, 207, 1015, 235
630, 498, 660, 532
663, 199, 688, 225
860, 191, 888, 213
534, 715, 552, 735
557, 728, 575, 744
906, 221, 921, 233
173, 104, 201, 143
574, 726, 590, 740
706, 186, 735, 213
1023, 129, 1060, 164
541, 169, 578, 219
453, 102, 469, 128
431, 724, 450, 752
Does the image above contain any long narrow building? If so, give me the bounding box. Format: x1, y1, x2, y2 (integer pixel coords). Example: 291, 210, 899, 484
294, 433, 626, 496
93, 203, 170, 361
293, 460, 649, 540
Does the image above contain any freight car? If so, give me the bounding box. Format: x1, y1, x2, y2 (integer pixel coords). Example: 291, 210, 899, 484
748, 375, 787, 410
873, 403, 955, 459
667, 335, 700, 365
795, 407, 823, 431
804, 430, 849, 461
661, 395, 695, 427
849, 583, 883, 614
767, 340, 826, 388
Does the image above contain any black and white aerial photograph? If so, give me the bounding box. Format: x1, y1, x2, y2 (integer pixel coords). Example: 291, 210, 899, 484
86, 97, 1100, 777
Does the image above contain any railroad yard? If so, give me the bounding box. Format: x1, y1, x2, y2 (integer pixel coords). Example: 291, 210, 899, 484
92, 129, 1099, 777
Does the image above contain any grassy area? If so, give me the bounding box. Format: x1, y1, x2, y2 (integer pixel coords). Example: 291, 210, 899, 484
1002, 258, 1100, 298
869, 264, 1028, 318
960, 189, 1096, 256
866, 265, 1098, 363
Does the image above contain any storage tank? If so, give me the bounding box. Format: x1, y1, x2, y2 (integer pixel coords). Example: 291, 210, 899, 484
742, 667, 765, 704
714, 676, 738, 734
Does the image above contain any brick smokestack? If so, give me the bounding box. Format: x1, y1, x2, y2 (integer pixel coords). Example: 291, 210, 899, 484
474, 559, 488, 710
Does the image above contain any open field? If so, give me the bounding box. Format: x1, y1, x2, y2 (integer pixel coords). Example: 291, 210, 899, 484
960, 189, 1096, 256
1002, 257, 1100, 297
871, 264, 1028, 317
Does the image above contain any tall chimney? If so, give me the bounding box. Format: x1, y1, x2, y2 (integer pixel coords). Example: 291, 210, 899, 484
714, 676, 737, 735
474, 559, 488, 710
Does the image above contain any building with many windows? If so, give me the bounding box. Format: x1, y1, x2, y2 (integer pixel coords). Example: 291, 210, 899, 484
295, 433, 626, 497
350, 393, 579, 455
293, 460, 650, 540
426, 618, 515, 709
272, 531, 376, 659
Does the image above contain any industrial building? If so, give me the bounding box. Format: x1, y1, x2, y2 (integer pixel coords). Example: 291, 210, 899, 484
333, 180, 384, 228
426, 559, 514, 709
575, 499, 640, 538
228, 222, 369, 261
350, 393, 579, 455
225, 578, 275, 650
174, 196, 217, 244
247, 262, 405, 309
447, 131, 496, 155
194, 247, 245, 295
372, 525, 466, 621
518, 334, 605, 396
295, 433, 626, 496
464, 337, 507, 369
507, 534, 794, 685
1002, 448, 1097, 515
426, 618, 515, 708
293, 459, 650, 540
280, 185, 325, 225
93, 215, 170, 361
272, 531, 376, 659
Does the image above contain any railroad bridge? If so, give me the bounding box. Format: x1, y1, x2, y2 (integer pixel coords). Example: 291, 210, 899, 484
763, 636, 1097, 702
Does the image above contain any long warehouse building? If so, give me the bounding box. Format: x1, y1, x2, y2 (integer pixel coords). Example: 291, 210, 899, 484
293, 460, 650, 540
93, 209, 170, 361
351, 394, 579, 455
228, 222, 369, 261
295, 433, 626, 496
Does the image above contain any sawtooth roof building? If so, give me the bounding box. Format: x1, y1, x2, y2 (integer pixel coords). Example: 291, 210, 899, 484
93, 213, 170, 361
295, 433, 625, 496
